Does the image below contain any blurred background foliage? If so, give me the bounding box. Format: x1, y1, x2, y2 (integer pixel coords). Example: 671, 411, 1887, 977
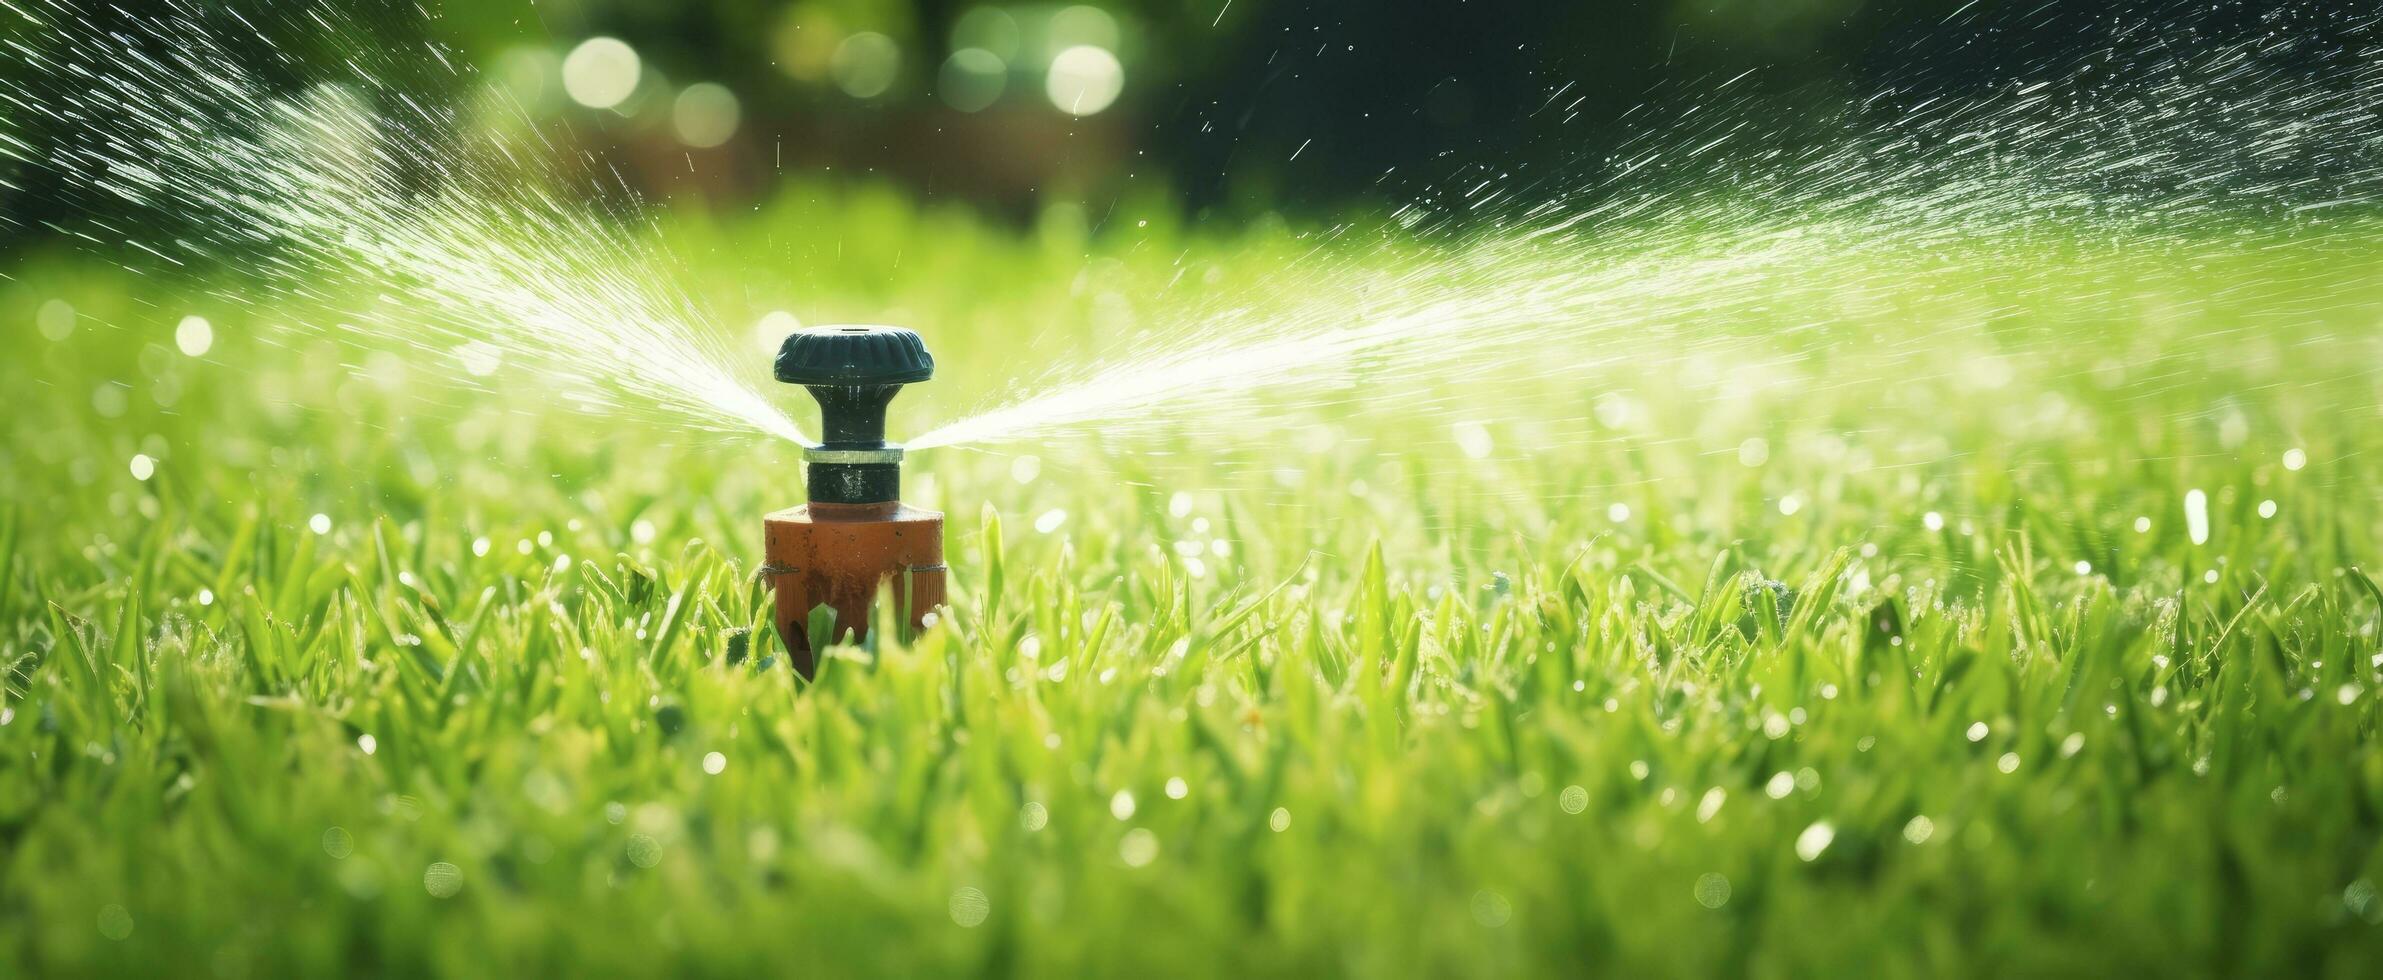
0, 0, 2348, 241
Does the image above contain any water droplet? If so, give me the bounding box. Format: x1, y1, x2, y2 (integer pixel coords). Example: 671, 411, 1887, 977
625, 834, 661, 868
1109, 789, 1135, 820
1118, 828, 1159, 867
948, 886, 991, 927
1902, 815, 1935, 844
309, 513, 332, 535
702, 751, 726, 775
96, 903, 133, 940
1164, 777, 1188, 800
1794, 821, 1835, 861
2283, 448, 2308, 471
1452, 421, 1494, 459
175, 315, 213, 356
128, 454, 155, 481
422, 862, 463, 898
1268, 807, 1291, 832
1020, 801, 1048, 831
1693, 873, 1731, 909
1696, 787, 1726, 823
2184, 489, 2210, 545
1469, 890, 1513, 927
1738, 437, 1769, 467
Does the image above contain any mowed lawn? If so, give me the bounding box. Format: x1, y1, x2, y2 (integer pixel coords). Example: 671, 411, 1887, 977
5, 191, 2383, 976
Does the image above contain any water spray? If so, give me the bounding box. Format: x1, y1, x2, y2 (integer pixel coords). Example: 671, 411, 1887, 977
762, 326, 947, 676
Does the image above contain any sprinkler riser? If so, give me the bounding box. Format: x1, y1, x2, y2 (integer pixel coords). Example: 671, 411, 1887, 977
763, 325, 945, 676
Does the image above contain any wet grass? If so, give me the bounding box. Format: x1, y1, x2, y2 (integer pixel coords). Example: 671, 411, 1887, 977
5, 190, 2383, 976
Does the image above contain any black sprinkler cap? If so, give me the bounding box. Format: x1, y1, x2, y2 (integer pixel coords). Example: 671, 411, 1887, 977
775, 325, 935, 387
773, 325, 934, 504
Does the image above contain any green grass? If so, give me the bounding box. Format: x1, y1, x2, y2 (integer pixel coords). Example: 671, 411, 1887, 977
6, 187, 2383, 976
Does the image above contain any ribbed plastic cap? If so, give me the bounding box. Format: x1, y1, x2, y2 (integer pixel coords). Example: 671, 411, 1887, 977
774, 325, 934, 386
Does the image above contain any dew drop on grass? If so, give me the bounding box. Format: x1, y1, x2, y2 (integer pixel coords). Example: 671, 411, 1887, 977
1764, 771, 1794, 799
128, 454, 155, 481
1558, 785, 1588, 814
1164, 777, 1188, 800
1693, 873, 1732, 909
357, 733, 377, 755
1607, 502, 1630, 523
2185, 489, 2210, 545
702, 751, 726, 775
1997, 752, 2021, 773
1795, 822, 1836, 861
1034, 509, 1068, 534
1696, 787, 1726, 824
1903, 815, 1935, 844
471, 537, 490, 557
96, 904, 133, 941
1009, 455, 1042, 484
2284, 448, 2308, 471
1966, 721, 1989, 742
309, 513, 332, 535
2258, 499, 2277, 519
1119, 828, 1159, 867
1109, 790, 1136, 820
1020, 802, 1048, 831
2134, 516, 2152, 533
1268, 807, 1291, 833
948, 887, 991, 927
1469, 890, 1512, 928
1923, 511, 1945, 532
422, 862, 463, 898
625, 834, 661, 868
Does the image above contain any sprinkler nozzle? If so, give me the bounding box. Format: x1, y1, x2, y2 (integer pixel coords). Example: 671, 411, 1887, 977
775, 325, 934, 504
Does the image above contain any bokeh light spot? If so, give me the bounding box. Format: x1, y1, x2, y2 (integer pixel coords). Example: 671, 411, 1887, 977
939, 48, 1007, 112
562, 37, 641, 110
831, 32, 902, 99
672, 83, 741, 148
1046, 45, 1123, 116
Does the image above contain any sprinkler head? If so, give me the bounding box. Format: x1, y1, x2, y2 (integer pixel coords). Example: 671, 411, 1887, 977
775, 325, 934, 504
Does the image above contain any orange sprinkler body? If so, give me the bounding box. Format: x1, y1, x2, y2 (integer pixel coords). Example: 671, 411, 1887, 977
761, 326, 945, 677
763, 501, 945, 677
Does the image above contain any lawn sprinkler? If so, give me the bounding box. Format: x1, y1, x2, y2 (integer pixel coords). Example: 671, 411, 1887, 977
762, 325, 947, 677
